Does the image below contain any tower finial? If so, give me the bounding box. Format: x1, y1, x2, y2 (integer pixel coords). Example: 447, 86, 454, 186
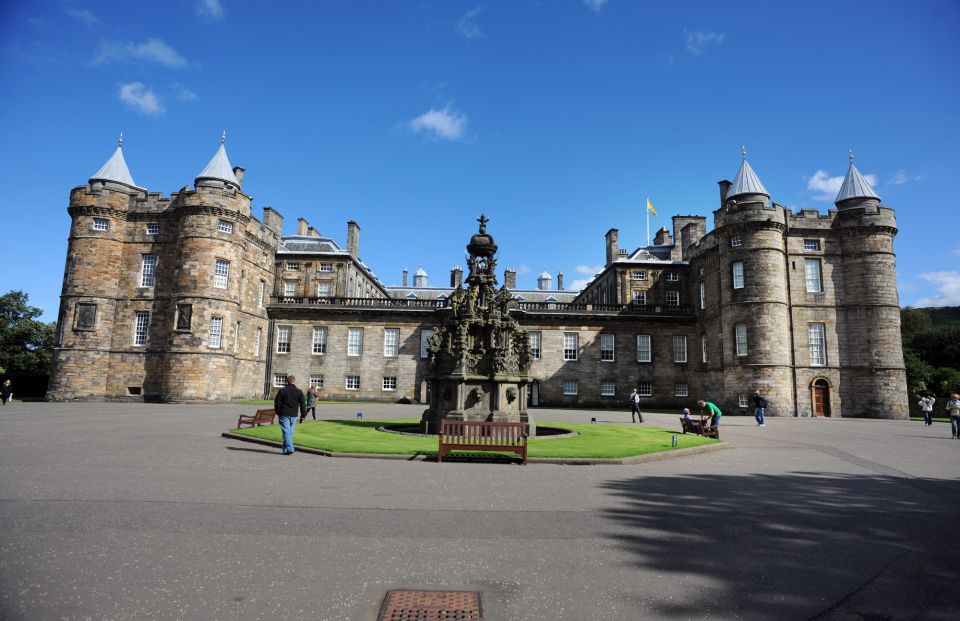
118, 132, 123, 148
741, 145, 747, 159
221, 130, 227, 144
849, 148, 854, 164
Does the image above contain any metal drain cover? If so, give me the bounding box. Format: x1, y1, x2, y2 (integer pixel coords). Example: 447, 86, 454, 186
377, 589, 483, 621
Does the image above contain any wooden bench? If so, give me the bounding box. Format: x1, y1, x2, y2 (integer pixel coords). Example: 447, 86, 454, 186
438, 419, 528, 464
237, 408, 276, 429
679, 416, 720, 440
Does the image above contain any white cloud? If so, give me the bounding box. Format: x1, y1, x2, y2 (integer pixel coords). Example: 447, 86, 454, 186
575, 264, 604, 275
457, 6, 484, 39
806, 169, 878, 202
118, 82, 164, 116
408, 105, 469, 141
65, 8, 101, 28
196, 0, 225, 21
685, 30, 726, 55
583, 0, 610, 12
952, 247, 960, 257
889, 169, 925, 185
517, 264, 531, 276
568, 278, 592, 291
171, 83, 199, 102
93, 38, 188, 69
914, 271, 960, 307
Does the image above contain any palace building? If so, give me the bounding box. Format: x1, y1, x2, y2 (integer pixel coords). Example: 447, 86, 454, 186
47, 139, 909, 418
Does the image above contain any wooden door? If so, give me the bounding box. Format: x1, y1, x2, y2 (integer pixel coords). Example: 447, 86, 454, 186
813, 384, 830, 417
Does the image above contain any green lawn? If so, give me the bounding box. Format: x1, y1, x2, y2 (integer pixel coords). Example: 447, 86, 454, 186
233, 400, 384, 406
230, 418, 717, 459
909, 416, 950, 423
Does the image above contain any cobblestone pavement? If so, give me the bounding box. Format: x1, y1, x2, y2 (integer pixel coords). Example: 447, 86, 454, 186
1, 402, 958, 620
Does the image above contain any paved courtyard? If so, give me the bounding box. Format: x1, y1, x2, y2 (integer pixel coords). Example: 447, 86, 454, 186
1, 401, 958, 620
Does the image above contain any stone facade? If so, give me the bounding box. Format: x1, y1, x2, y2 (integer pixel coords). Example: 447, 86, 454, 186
49, 148, 908, 418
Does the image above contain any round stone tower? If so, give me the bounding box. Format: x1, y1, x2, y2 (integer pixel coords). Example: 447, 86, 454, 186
48, 138, 144, 400
713, 150, 792, 415
834, 153, 907, 418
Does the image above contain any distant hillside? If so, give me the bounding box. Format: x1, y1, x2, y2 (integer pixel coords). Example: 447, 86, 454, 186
913, 306, 960, 327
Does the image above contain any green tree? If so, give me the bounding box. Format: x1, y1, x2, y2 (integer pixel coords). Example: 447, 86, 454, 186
903, 349, 936, 400
910, 325, 960, 370
900, 307, 932, 344
0, 291, 56, 376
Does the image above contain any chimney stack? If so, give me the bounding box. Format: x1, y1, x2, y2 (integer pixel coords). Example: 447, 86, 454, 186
297, 218, 309, 236
557, 271, 564, 291
653, 227, 673, 246
402, 267, 408, 288
450, 266, 463, 288
718, 180, 732, 207
346, 220, 360, 258
605, 228, 619, 266
504, 268, 517, 289
232, 166, 245, 188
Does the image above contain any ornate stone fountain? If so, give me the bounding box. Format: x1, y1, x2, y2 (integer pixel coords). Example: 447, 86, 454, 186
420, 215, 535, 434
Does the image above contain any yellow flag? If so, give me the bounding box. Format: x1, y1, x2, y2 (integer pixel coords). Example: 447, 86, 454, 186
647, 198, 657, 216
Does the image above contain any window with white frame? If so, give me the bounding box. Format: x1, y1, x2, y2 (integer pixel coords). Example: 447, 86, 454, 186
805, 258, 822, 293
346, 375, 360, 390
134, 311, 149, 346
318, 263, 333, 272
735, 323, 748, 356
631, 270, 647, 281
600, 334, 615, 362
804, 239, 821, 251
638, 382, 652, 397
286, 260, 300, 271
283, 281, 297, 297
632, 291, 646, 305
276, 326, 291, 353
382, 377, 397, 391
699, 282, 705, 309
140, 254, 157, 287
665, 272, 679, 282
732, 261, 744, 290
636, 334, 651, 362
92, 217, 109, 231
218, 219, 234, 234
309, 375, 324, 389
809, 322, 827, 366
214, 259, 229, 289
600, 380, 616, 396
383, 328, 400, 357
529, 331, 541, 359
563, 332, 578, 361
273, 374, 287, 388
316, 282, 332, 297
739, 393, 749, 408
731, 235, 743, 247
146, 222, 159, 235
675, 383, 689, 397
563, 380, 578, 396
420, 329, 433, 359
701, 334, 708, 363
673, 336, 687, 363
312, 327, 327, 355
255, 327, 262, 357
348, 327, 363, 356
666, 291, 680, 306
208, 317, 223, 348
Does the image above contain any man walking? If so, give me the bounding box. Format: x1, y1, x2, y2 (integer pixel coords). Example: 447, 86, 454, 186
946, 393, 960, 439
274, 375, 306, 455
753, 389, 767, 427
629, 388, 643, 423
918, 394, 935, 427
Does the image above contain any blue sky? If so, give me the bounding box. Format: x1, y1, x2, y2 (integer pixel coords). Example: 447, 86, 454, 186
1, 0, 958, 321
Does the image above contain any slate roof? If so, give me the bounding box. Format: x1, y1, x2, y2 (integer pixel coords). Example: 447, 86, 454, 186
835, 162, 881, 203
195, 143, 239, 185
90, 146, 141, 189
726, 157, 770, 199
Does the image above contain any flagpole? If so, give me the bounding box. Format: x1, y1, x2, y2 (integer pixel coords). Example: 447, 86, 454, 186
646, 196, 650, 247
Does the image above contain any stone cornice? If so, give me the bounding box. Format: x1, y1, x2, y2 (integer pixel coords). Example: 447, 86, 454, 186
68, 205, 129, 220
178, 204, 252, 224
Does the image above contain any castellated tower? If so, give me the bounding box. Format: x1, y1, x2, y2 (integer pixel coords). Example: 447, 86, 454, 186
832, 156, 907, 418
48, 136, 280, 401
711, 153, 793, 415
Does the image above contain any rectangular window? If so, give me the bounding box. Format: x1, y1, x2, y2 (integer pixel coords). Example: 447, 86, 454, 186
420, 329, 433, 358
383, 328, 400, 357
636, 334, 651, 362
283, 281, 297, 297
809, 322, 827, 366
638, 382, 652, 397
208, 317, 223, 348
665, 272, 679, 282
255, 327, 262, 357
805, 258, 822, 293
140, 254, 157, 287
698, 265, 705, 277
316, 282, 332, 297
312, 327, 327, 355
675, 383, 689, 397
273, 374, 287, 388
234, 321, 241, 353
258, 280, 265, 308
346, 375, 360, 390
804, 239, 821, 251
631, 270, 647, 281
701, 334, 708, 363
318, 263, 333, 272
732, 261, 744, 290
146, 222, 159, 235
134, 311, 149, 346
600, 334, 615, 362
309, 375, 324, 389
632, 291, 646, 305
666, 291, 680, 306
699, 282, 705, 309
739, 394, 749, 408
92, 217, 109, 231
731, 235, 743, 248
286, 260, 300, 271
563, 332, 578, 361
735, 323, 748, 356
673, 336, 687, 363
276, 326, 291, 353
214, 259, 229, 289
382, 377, 397, 391
529, 331, 541, 359
348, 327, 363, 356
563, 380, 578, 396
218, 220, 234, 234
600, 380, 616, 396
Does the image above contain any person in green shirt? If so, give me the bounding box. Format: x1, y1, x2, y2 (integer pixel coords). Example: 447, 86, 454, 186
698, 400, 722, 428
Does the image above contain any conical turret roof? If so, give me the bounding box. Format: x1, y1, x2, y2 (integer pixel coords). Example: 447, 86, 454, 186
90, 139, 139, 188
726, 154, 769, 200
195, 139, 239, 186
835, 160, 880, 203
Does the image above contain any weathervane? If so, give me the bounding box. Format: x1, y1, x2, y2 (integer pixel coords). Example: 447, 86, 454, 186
741, 145, 747, 159
221, 130, 227, 144
849, 148, 854, 163
118, 132, 124, 148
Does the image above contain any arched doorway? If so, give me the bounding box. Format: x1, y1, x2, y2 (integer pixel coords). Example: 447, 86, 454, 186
811, 379, 831, 417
